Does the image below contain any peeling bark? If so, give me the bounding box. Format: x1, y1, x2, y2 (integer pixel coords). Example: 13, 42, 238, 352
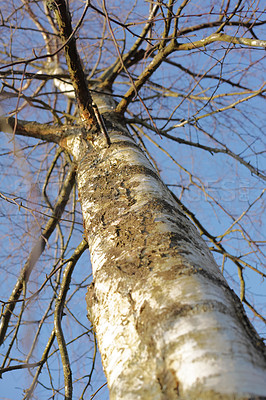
61, 114, 266, 400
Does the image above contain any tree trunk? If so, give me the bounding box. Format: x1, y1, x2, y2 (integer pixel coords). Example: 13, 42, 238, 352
62, 114, 266, 400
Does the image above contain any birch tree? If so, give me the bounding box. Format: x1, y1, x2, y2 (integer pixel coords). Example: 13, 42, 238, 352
0, 0, 265, 399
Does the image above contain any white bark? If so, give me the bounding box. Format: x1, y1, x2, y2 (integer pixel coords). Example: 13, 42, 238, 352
51, 66, 116, 113
63, 117, 266, 400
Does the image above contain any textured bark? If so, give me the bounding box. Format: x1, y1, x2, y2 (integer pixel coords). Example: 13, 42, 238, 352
62, 114, 266, 400
49, 0, 96, 127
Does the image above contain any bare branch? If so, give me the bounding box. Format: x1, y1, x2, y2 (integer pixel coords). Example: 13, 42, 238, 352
54, 239, 88, 400
0, 164, 76, 346
0, 116, 62, 143
175, 32, 266, 50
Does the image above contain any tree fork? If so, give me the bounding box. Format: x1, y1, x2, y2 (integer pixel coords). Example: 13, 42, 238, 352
47, 0, 110, 145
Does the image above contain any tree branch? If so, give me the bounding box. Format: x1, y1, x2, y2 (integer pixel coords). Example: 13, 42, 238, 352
0, 165, 76, 346
54, 239, 88, 400
175, 32, 266, 50
116, 31, 266, 114
0, 116, 63, 143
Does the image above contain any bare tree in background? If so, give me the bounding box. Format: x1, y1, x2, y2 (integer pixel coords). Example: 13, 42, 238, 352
0, 0, 266, 399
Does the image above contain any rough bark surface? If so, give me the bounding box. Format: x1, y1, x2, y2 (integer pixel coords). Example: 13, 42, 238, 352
63, 113, 266, 400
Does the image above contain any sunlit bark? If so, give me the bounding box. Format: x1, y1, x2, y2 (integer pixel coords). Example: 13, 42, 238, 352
61, 116, 266, 400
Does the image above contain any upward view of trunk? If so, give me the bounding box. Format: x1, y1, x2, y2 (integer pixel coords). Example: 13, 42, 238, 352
62, 114, 266, 400
1, 1, 266, 399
